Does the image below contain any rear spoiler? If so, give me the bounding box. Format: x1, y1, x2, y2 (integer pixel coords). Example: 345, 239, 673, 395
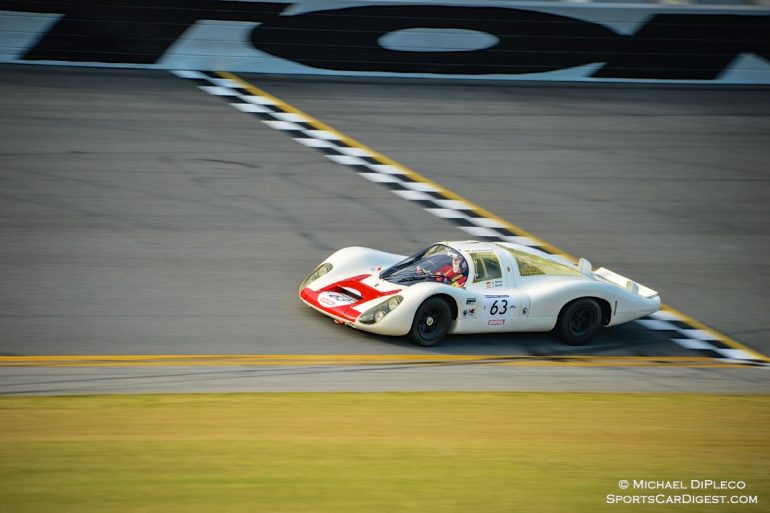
593, 267, 658, 298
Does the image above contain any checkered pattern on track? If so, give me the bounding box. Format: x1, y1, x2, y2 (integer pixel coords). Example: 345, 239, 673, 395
173, 70, 768, 367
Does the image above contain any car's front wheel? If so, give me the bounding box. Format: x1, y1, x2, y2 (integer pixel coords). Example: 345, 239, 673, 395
557, 298, 601, 345
409, 297, 452, 347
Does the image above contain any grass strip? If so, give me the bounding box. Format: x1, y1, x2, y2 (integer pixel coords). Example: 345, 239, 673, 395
1, 392, 768, 512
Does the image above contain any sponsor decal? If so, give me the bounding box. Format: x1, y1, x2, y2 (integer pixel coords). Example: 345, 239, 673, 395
4, 1, 768, 80
318, 291, 357, 307
466, 297, 477, 306
462, 308, 477, 319
488, 319, 505, 326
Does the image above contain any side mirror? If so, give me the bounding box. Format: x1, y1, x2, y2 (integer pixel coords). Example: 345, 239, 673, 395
578, 258, 592, 275
626, 280, 640, 295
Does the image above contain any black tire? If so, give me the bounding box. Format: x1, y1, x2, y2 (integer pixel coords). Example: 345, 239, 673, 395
409, 297, 452, 347
557, 298, 601, 346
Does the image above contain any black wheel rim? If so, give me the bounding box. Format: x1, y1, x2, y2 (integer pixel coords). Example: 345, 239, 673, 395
418, 305, 445, 341
569, 305, 597, 338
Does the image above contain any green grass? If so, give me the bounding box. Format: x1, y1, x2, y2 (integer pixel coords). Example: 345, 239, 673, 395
1, 393, 768, 512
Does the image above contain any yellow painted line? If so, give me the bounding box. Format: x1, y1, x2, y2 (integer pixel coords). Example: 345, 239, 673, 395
0, 354, 733, 362
216, 71, 769, 363
0, 355, 761, 368
218, 71, 566, 258
660, 305, 769, 362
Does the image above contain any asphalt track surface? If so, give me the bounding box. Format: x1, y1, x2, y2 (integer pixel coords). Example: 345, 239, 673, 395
1, 65, 769, 393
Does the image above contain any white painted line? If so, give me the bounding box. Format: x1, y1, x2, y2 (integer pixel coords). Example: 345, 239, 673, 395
199, 85, 239, 96
673, 338, 718, 350
237, 94, 279, 106
304, 130, 342, 141
392, 190, 434, 201
334, 146, 376, 158
425, 208, 470, 219
368, 164, 407, 175
326, 155, 370, 166
271, 112, 312, 123
468, 217, 509, 229
636, 319, 677, 331
499, 235, 539, 246
294, 138, 336, 148
678, 329, 720, 341
398, 182, 438, 193
357, 173, 402, 183
207, 78, 241, 88
231, 102, 273, 113
262, 120, 305, 131
717, 348, 758, 361
432, 199, 473, 210
459, 226, 502, 238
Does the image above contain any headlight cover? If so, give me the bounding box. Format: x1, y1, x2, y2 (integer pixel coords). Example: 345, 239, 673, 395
299, 263, 332, 292
358, 295, 403, 325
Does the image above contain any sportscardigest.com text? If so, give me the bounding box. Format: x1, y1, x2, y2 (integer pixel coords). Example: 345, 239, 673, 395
607, 480, 759, 505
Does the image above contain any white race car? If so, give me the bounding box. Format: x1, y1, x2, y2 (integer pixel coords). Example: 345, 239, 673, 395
299, 241, 660, 346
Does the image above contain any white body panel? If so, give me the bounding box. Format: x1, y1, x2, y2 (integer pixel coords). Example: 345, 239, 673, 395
299, 241, 661, 340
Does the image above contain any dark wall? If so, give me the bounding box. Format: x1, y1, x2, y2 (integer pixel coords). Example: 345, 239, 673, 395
2, 0, 769, 82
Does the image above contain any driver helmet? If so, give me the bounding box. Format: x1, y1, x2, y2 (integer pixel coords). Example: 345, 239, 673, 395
448, 250, 465, 273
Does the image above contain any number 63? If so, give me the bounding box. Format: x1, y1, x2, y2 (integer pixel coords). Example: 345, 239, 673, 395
489, 299, 509, 316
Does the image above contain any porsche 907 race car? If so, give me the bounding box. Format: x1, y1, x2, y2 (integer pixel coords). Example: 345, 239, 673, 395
298, 241, 660, 347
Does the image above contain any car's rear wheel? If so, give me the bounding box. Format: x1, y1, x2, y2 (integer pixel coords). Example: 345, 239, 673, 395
409, 297, 452, 347
557, 298, 601, 345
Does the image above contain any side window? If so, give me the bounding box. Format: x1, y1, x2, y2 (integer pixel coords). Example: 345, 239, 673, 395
471, 252, 502, 282
517, 259, 545, 277
502, 247, 581, 277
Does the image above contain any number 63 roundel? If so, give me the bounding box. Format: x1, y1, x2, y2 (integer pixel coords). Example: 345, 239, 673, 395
483, 295, 515, 323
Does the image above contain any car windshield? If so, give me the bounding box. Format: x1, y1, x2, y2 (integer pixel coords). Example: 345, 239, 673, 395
380, 244, 469, 287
